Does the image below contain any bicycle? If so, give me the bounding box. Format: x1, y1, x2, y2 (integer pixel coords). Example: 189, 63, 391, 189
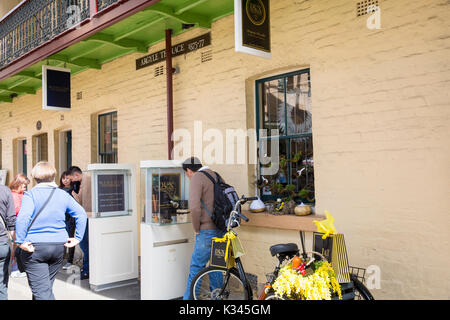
260, 231, 374, 300
190, 196, 330, 300
190, 195, 374, 300
190, 195, 257, 300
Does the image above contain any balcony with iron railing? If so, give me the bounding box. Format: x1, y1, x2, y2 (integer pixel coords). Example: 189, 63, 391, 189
0, 0, 234, 103
0, 0, 127, 69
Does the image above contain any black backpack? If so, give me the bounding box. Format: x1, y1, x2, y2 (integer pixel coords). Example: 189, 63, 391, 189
199, 171, 239, 232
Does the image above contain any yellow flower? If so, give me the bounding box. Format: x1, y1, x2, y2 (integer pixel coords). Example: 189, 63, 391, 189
272, 261, 342, 300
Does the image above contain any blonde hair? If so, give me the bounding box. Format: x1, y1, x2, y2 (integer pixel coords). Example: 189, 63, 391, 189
31, 161, 56, 183
9, 173, 30, 191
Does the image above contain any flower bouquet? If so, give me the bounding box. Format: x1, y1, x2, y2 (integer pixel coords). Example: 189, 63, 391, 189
272, 259, 342, 300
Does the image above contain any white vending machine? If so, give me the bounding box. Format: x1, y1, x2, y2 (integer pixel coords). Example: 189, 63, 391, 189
88, 163, 139, 291
140, 160, 194, 300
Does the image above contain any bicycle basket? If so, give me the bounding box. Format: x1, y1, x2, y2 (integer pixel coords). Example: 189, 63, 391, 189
349, 266, 366, 282
349, 266, 367, 300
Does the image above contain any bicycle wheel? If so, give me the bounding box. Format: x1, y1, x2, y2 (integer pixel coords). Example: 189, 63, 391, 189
351, 274, 375, 300
190, 267, 248, 300
264, 288, 284, 300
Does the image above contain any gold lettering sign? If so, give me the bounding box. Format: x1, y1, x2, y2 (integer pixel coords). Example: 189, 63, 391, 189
215, 248, 225, 258
246, 0, 266, 26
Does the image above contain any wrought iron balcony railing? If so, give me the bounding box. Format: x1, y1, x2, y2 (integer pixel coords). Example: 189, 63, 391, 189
0, 0, 90, 69
97, 0, 120, 12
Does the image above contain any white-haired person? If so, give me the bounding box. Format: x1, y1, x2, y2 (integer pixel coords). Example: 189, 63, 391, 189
15, 161, 87, 300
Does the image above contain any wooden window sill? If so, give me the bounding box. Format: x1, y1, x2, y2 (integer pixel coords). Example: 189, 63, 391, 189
241, 210, 325, 232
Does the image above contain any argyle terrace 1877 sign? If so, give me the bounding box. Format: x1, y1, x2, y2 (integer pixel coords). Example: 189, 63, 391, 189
136, 33, 211, 70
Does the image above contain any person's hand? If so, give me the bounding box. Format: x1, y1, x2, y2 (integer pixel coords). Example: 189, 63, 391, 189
64, 238, 80, 248
20, 242, 35, 253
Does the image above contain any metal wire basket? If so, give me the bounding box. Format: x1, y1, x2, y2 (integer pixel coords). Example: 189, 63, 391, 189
349, 266, 367, 300
349, 266, 366, 282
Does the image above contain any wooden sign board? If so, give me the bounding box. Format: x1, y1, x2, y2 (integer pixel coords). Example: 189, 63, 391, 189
136, 33, 211, 70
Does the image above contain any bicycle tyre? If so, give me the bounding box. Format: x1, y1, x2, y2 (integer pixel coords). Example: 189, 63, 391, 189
351, 274, 375, 300
190, 267, 249, 300
263, 288, 284, 300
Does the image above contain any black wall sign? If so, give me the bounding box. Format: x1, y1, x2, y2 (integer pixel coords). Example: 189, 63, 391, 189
136, 32, 211, 70
97, 174, 125, 213
42, 65, 71, 111
242, 0, 270, 53
235, 0, 271, 58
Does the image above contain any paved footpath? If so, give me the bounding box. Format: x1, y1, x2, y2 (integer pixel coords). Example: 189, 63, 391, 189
8, 266, 141, 300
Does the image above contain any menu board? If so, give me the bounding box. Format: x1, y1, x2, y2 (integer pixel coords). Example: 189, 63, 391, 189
97, 174, 125, 213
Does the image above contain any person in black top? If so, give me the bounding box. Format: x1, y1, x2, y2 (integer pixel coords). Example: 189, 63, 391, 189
59, 170, 76, 270
0, 185, 16, 300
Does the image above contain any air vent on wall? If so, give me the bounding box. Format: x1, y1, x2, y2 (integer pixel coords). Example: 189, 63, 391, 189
356, 0, 379, 17
201, 50, 212, 63
76, 92, 82, 100
154, 65, 164, 77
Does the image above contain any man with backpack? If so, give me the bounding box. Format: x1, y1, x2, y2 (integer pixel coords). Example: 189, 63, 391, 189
182, 157, 231, 300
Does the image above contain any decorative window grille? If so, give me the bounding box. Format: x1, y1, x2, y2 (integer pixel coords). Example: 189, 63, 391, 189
356, 0, 379, 17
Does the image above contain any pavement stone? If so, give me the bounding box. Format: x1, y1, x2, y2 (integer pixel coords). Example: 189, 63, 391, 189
7, 252, 141, 300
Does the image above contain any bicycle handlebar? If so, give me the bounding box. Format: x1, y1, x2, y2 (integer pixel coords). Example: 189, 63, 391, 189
237, 212, 249, 222
226, 195, 258, 230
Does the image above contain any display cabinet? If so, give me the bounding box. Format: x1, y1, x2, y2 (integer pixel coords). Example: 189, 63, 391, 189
140, 160, 190, 225
87, 163, 138, 292
91, 168, 132, 218
139, 160, 194, 300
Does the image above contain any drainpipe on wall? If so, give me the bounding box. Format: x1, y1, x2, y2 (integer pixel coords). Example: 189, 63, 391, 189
165, 28, 174, 160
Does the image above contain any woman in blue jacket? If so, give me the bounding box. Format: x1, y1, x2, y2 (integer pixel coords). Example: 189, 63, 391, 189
15, 162, 87, 300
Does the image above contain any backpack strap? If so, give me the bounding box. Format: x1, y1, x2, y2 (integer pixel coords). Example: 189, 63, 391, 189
200, 199, 213, 220
27, 187, 57, 233
199, 170, 217, 184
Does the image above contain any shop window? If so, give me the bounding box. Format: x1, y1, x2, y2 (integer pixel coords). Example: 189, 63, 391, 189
98, 111, 118, 163
32, 133, 48, 166
256, 69, 315, 203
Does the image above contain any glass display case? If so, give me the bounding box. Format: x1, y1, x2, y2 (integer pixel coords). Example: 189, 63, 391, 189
91, 168, 132, 218
140, 160, 190, 225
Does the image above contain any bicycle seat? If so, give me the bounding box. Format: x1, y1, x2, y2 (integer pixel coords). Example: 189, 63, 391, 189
270, 243, 299, 257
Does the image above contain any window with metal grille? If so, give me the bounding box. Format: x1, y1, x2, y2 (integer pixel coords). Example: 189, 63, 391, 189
256, 69, 315, 204
98, 111, 118, 163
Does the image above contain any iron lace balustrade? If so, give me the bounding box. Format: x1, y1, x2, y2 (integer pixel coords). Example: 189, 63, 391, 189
97, 0, 120, 12
0, 0, 90, 70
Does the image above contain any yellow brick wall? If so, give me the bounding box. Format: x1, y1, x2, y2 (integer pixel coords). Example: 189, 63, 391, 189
0, 0, 449, 299
0, 0, 21, 19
